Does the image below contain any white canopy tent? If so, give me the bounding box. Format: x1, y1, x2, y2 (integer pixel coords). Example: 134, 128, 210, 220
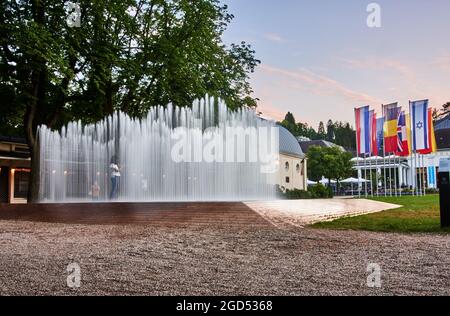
341, 177, 369, 184
340, 177, 370, 196
319, 177, 337, 185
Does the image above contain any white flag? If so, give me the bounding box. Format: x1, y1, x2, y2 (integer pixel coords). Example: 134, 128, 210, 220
410, 100, 429, 151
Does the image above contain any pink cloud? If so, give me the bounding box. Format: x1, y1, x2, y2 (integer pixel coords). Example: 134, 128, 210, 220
340, 57, 416, 80
256, 100, 286, 122
431, 53, 450, 70
263, 33, 285, 43
259, 64, 382, 107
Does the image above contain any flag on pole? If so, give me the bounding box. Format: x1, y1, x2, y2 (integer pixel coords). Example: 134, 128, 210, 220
355, 106, 371, 155
376, 117, 384, 155
383, 103, 401, 153
405, 113, 413, 155
411, 100, 429, 152
396, 111, 410, 157
370, 110, 377, 155
418, 108, 437, 154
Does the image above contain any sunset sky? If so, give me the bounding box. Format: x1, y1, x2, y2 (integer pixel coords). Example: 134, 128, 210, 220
222, 0, 450, 127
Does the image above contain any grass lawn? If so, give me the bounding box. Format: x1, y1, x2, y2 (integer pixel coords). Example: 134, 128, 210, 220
311, 195, 450, 233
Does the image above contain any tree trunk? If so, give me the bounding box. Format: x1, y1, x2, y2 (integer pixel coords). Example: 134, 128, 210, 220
25, 0, 45, 203
28, 142, 40, 203
25, 77, 39, 202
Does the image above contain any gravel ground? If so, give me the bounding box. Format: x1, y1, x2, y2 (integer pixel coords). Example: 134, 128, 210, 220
0, 219, 449, 296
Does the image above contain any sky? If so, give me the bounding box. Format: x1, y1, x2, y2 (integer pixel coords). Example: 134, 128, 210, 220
221, 0, 450, 128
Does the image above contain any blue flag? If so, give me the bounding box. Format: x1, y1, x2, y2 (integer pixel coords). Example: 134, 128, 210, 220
376, 117, 384, 155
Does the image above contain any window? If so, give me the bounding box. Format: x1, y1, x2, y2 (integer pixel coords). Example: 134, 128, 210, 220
285, 177, 290, 183
296, 163, 300, 173
285, 162, 289, 171
14, 170, 30, 199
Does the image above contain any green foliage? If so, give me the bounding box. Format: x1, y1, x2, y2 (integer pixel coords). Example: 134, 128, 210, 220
279, 114, 356, 150
317, 121, 326, 139
277, 184, 333, 200
309, 183, 333, 198
437, 102, 450, 119
326, 119, 335, 141
0, 0, 260, 136
306, 146, 353, 183
284, 188, 312, 200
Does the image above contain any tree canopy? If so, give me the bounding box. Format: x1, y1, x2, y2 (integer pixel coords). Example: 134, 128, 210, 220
0, 0, 260, 201
438, 102, 450, 119
0, 0, 260, 136
279, 113, 356, 150
306, 146, 353, 183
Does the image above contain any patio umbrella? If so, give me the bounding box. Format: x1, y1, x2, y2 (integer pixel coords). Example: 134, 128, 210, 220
319, 178, 337, 185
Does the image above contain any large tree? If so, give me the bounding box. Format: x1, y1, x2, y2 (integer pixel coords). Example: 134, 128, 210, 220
438, 102, 450, 119
307, 146, 353, 185
0, 0, 260, 202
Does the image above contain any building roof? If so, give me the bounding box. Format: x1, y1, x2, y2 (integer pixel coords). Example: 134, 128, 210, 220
434, 115, 450, 150
0, 135, 27, 144
278, 126, 305, 158
435, 115, 450, 131
298, 139, 345, 153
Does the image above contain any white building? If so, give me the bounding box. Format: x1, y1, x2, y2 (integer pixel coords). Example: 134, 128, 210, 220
352, 115, 450, 191
278, 126, 307, 191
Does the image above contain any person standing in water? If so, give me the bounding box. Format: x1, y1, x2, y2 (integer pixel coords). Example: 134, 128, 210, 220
110, 157, 121, 200
90, 181, 101, 201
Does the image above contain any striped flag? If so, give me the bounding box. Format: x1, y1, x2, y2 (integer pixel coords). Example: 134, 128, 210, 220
355, 106, 371, 155
383, 103, 401, 153
418, 108, 437, 154
410, 100, 429, 152
396, 111, 410, 156
369, 110, 377, 155
405, 113, 413, 154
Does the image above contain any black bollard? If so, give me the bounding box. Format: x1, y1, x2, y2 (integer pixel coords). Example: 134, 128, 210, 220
438, 158, 450, 228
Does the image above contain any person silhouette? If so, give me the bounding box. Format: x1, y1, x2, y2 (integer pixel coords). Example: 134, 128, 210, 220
109, 156, 121, 200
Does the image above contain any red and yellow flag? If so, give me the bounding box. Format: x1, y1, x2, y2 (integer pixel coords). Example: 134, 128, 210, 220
417, 108, 437, 154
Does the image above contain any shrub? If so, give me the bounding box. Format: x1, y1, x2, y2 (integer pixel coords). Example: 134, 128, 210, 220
425, 188, 439, 195
276, 184, 333, 200
309, 184, 334, 199
284, 189, 312, 200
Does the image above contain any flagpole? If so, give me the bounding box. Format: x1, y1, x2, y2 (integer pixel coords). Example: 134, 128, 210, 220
370, 153, 373, 197
382, 104, 387, 197
409, 100, 417, 196
422, 154, 426, 196
420, 153, 422, 196
394, 154, 398, 197
410, 154, 414, 196
375, 158, 379, 197
422, 154, 427, 196
358, 155, 361, 198
388, 152, 392, 196
418, 153, 422, 196
414, 152, 419, 195
354, 107, 360, 198
364, 153, 368, 197
369, 111, 374, 197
